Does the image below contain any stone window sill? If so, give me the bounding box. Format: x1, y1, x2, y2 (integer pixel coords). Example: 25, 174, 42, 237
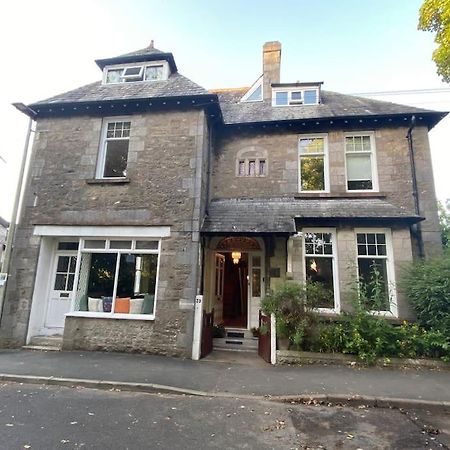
65, 312, 154, 321
86, 178, 130, 185
294, 192, 386, 199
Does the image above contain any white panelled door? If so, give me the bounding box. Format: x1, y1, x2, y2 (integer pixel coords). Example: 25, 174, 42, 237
44, 252, 77, 328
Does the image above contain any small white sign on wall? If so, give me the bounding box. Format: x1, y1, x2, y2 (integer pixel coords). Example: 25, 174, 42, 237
0, 273, 7, 286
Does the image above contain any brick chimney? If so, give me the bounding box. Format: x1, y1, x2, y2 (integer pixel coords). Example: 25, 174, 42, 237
262, 41, 281, 101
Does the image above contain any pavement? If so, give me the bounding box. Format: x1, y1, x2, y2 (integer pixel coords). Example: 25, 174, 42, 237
0, 348, 449, 410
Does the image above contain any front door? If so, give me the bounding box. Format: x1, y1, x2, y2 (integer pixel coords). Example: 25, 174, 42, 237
44, 252, 77, 328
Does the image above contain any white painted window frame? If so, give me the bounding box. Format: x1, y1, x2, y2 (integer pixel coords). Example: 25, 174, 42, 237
344, 131, 379, 193
67, 237, 162, 321
298, 133, 330, 193
102, 60, 170, 85
272, 87, 320, 106
95, 116, 132, 180
354, 228, 397, 317
301, 227, 340, 313
241, 75, 263, 103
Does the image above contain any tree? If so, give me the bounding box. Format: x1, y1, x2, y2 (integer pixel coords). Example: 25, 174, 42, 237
418, 0, 450, 82
438, 199, 450, 248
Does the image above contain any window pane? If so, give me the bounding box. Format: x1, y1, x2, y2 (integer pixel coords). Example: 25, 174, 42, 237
123, 66, 141, 76
246, 84, 262, 101
275, 91, 288, 105
376, 233, 386, 244
303, 90, 317, 104
300, 138, 324, 154
347, 154, 372, 180
252, 268, 261, 297
238, 160, 245, 176
54, 274, 67, 290
57, 256, 70, 272
106, 69, 122, 84
110, 240, 132, 249
87, 253, 117, 300
248, 160, 256, 176
103, 140, 129, 178
259, 159, 266, 176
84, 240, 106, 249
291, 91, 302, 101
305, 257, 335, 308
69, 256, 77, 273
300, 156, 325, 191
116, 254, 158, 314
135, 241, 159, 250
144, 65, 163, 81
67, 274, 75, 291
58, 242, 79, 251
357, 258, 390, 311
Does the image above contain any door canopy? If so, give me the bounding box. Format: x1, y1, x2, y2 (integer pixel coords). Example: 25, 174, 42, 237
216, 237, 261, 251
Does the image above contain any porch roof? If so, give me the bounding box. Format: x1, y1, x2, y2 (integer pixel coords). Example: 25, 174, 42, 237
201, 197, 422, 234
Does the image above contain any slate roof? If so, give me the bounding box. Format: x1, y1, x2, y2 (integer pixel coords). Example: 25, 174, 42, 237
202, 198, 421, 233
212, 88, 446, 127
0, 216, 9, 229
30, 72, 209, 106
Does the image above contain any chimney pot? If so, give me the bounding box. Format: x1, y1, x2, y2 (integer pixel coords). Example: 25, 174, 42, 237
149, 40, 154, 49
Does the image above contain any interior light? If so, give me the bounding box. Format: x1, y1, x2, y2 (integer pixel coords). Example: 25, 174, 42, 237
231, 251, 241, 264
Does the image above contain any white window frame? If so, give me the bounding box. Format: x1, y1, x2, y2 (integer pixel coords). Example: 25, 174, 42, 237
354, 228, 397, 317
102, 60, 170, 85
67, 237, 162, 321
344, 132, 379, 192
272, 87, 320, 106
241, 75, 263, 103
298, 134, 329, 193
301, 228, 340, 313
96, 117, 131, 180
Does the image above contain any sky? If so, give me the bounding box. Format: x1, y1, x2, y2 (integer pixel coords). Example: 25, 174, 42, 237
0, 0, 449, 221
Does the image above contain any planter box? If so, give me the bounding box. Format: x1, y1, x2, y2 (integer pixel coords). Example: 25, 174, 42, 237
276, 350, 449, 369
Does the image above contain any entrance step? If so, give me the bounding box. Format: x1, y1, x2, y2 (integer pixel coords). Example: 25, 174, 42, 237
214, 328, 258, 352
23, 335, 62, 351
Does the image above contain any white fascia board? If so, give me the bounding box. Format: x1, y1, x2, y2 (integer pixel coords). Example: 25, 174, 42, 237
33, 225, 171, 238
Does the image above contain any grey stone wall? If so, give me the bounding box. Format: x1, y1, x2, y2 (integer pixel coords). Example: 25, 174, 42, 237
212, 126, 441, 258
0, 109, 208, 356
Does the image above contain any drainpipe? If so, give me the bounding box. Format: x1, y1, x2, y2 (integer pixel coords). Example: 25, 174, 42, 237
406, 115, 425, 259
0, 104, 36, 322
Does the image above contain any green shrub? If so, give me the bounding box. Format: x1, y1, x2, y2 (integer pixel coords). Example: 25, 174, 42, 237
401, 255, 450, 333
261, 282, 332, 350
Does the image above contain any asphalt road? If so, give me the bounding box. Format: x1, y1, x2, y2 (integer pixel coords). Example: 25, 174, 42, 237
0, 381, 448, 450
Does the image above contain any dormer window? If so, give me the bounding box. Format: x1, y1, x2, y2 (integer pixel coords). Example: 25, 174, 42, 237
272, 86, 320, 106
103, 62, 168, 85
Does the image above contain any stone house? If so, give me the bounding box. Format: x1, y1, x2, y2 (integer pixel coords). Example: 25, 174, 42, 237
0, 41, 445, 357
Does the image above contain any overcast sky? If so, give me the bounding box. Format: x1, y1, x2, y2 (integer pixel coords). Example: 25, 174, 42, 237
0, 0, 449, 221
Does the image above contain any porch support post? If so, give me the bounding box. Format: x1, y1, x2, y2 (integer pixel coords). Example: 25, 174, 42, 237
192, 294, 203, 360
270, 312, 276, 365
286, 236, 294, 278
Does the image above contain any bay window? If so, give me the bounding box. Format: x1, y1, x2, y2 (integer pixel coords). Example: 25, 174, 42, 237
73, 238, 160, 318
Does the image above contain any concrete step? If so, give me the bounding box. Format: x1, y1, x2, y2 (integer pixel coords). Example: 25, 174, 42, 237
213, 337, 258, 352
26, 335, 63, 351
22, 345, 61, 352
224, 328, 255, 340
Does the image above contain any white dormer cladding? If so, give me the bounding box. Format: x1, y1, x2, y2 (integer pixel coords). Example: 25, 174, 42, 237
241, 75, 263, 103
102, 60, 171, 85
272, 83, 321, 106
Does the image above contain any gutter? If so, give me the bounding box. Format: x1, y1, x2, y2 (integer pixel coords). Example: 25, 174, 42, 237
0, 104, 36, 323
406, 115, 425, 259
